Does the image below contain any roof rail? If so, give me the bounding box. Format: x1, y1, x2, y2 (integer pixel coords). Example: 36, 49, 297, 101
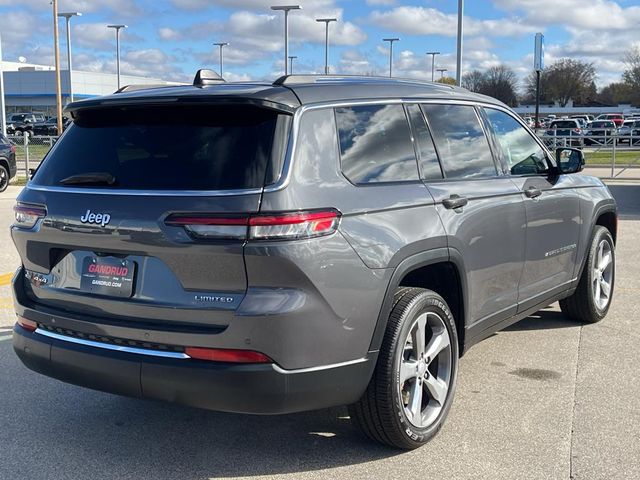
115, 84, 175, 94
193, 69, 226, 87
272, 74, 454, 88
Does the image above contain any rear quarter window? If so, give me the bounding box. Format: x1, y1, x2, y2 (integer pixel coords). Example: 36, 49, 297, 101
335, 104, 419, 184
32, 105, 289, 191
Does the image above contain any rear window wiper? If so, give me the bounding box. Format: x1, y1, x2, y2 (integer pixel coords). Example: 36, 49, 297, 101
60, 172, 117, 186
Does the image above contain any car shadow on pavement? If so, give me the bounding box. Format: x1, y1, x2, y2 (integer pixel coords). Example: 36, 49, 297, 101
504, 309, 578, 332
0, 341, 399, 480
606, 183, 640, 220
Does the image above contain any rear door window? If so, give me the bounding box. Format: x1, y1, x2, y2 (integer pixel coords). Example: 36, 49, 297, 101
335, 104, 419, 184
32, 105, 289, 191
405, 104, 443, 181
421, 104, 497, 179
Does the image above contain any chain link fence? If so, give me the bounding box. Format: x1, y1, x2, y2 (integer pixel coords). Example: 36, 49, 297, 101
8, 134, 57, 179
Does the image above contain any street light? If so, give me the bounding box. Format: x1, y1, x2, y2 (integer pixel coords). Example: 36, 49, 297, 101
271, 5, 301, 75
107, 24, 128, 90
437, 68, 447, 80
58, 12, 82, 104
52, 0, 64, 135
288, 55, 297, 74
213, 42, 229, 77
382, 38, 399, 77
0, 32, 6, 136
426, 51, 440, 82
456, 0, 464, 86
316, 18, 337, 75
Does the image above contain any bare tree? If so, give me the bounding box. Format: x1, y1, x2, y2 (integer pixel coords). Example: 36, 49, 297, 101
525, 59, 596, 107
623, 47, 640, 89
462, 70, 485, 92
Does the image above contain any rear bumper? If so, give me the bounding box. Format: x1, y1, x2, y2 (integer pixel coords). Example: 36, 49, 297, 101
13, 324, 375, 414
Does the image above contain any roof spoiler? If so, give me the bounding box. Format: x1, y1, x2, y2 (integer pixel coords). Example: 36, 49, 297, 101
193, 69, 226, 87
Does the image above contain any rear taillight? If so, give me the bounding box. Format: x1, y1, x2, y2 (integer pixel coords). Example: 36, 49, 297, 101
10, 145, 16, 154
13, 203, 46, 229
165, 209, 340, 241
185, 347, 272, 363
16, 316, 37, 332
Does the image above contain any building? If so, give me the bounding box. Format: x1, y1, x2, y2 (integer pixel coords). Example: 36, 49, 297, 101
1, 61, 181, 116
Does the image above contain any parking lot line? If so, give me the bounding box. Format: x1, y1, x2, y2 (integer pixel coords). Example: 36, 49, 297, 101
0, 273, 13, 286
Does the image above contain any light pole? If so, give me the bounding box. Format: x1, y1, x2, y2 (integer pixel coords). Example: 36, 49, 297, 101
383, 38, 400, 77
426, 51, 440, 82
437, 68, 447, 80
456, 0, 464, 86
0, 32, 6, 136
107, 24, 127, 90
58, 12, 81, 104
316, 18, 337, 75
213, 42, 229, 76
288, 55, 297, 74
52, 0, 64, 135
271, 5, 301, 75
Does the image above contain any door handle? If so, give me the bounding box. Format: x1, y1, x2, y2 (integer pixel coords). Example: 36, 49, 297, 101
524, 187, 542, 199
443, 195, 469, 210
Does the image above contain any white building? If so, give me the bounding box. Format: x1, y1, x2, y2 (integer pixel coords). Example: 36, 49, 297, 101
1, 61, 181, 115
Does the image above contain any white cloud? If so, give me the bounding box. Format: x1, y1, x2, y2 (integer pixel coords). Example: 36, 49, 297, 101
158, 27, 183, 41
369, 7, 538, 38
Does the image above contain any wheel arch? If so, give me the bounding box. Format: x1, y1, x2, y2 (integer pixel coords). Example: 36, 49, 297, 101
574, 203, 617, 286
368, 248, 469, 357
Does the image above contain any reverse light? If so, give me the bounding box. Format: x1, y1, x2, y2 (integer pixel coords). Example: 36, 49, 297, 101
13, 203, 47, 229
185, 347, 272, 363
165, 209, 340, 241
16, 316, 37, 332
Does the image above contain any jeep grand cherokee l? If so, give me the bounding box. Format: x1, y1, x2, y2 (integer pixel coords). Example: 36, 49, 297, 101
11, 73, 617, 449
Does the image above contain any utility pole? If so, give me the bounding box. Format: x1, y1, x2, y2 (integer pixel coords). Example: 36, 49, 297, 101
58, 12, 82, 104
455, 0, 464, 86
426, 51, 440, 82
52, 0, 64, 135
437, 68, 447, 80
213, 42, 229, 77
383, 38, 400, 77
271, 5, 301, 75
316, 18, 337, 75
0, 32, 6, 136
107, 24, 127, 90
288, 55, 297, 74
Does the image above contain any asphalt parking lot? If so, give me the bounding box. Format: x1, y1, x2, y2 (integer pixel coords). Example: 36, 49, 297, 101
0, 183, 639, 480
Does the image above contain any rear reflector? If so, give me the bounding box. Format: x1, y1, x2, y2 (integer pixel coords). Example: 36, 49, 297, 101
185, 347, 272, 363
17, 317, 37, 332
165, 209, 340, 241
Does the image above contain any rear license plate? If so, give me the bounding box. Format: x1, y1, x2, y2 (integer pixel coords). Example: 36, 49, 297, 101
80, 256, 135, 298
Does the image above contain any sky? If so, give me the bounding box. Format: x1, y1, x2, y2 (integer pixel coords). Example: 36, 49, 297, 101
0, 0, 639, 90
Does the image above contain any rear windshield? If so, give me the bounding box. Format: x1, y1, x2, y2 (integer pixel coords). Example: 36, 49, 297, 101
591, 121, 613, 128
551, 121, 576, 128
32, 105, 290, 191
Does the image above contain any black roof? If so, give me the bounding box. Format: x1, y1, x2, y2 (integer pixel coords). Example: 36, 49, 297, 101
65, 74, 505, 114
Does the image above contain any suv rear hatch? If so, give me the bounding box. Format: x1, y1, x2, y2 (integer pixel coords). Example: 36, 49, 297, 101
12, 102, 291, 331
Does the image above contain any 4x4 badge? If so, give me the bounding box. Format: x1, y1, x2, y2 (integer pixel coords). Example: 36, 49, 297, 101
80, 209, 111, 227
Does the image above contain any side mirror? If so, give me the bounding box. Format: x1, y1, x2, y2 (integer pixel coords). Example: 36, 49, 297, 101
555, 147, 585, 174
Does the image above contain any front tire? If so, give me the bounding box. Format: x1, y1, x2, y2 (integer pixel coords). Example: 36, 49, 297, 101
0, 165, 9, 192
560, 226, 615, 323
349, 288, 459, 449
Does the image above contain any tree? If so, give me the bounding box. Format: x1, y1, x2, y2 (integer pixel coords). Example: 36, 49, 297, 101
623, 47, 640, 89
460, 66, 519, 106
462, 70, 485, 92
524, 59, 597, 106
598, 82, 636, 105
437, 76, 457, 85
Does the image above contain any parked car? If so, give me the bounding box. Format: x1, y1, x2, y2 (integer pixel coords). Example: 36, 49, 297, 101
546, 119, 583, 146
596, 113, 624, 127
584, 120, 618, 145
6, 113, 37, 136
32, 117, 70, 136
11, 72, 617, 449
617, 119, 640, 145
0, 133, 17, 192
571, 114, 594, 124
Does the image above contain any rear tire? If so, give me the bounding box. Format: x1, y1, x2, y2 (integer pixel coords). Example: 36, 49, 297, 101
349, 287, 458, 449
560, 226, 615, 323
0, 165, 9, 192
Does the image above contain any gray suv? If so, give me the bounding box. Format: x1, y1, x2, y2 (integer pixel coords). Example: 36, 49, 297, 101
11, 73, 617, 449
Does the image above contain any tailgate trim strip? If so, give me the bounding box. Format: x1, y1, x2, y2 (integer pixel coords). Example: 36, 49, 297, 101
35, 328, 190, 359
